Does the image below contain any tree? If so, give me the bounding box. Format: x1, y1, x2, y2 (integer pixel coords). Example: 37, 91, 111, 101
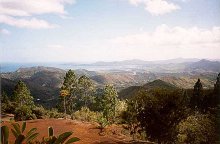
191, 79, 203, 109
214, 73, 220, 103
214, 73, 220, 93
176, 113, 216, 144
60, 89, 70, 114
13, 80, 34, 107
213, 73, 220, 141
1, 91, 11, 113
78, 75, 94, 108
60, 70, 77, 114
101, 85, 118, 122
124, 89, 189, 143
1, 91, 10, 104
121, 99, 140, 140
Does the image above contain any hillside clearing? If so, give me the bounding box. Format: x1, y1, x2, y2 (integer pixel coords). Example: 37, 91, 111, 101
1, 119, 151, 144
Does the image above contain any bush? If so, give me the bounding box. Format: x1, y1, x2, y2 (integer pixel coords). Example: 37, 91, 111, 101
96, 115, 109, 134
114, 100, 127, 123
32, 105, 47, 119
1, 102, 16, 114
46, 108, 66, 118
123, 89, 189, 143
14, 105, 36, 121
176, 113, 216, 144
72, 107, 102, 122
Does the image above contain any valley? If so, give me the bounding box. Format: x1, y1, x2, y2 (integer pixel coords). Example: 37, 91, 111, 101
1, 59, 219, 108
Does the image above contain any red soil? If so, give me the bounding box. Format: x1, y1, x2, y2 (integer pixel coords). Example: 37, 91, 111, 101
2, 119, 136, 144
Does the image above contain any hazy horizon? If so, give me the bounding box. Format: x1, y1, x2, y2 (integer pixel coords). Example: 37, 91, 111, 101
1, 57, 219, 64
1, 0, 220, 63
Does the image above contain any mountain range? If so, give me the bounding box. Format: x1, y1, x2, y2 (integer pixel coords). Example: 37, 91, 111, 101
1, 59, 219, 108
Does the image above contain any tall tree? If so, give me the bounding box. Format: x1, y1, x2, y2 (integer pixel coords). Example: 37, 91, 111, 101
126, 89, 188, 143
1, 91, 9, 104
60, 70, 77, 114
191, 79, 203, 109
213, 73, 220, 107
60, 89, 70, 114
78, 75, 94, 108
13, 80, 34, 107
214, 73, 220, 95
102, 84, 118, 122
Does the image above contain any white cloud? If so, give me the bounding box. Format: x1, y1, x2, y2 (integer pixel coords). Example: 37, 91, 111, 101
128, 0, 180, 15
111, 25, 220, 60
0, 28, 10, 35
0, 15, 58, 29
113, 24, 220, 46
0, 0, 74, 29
0, 0, 75, 16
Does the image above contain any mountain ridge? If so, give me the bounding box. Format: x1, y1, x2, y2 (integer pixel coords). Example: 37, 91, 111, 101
118, 79, 177, 99
1, 59, 219, 107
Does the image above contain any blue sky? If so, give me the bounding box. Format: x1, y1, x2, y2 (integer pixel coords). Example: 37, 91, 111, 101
0, 0, 220, 63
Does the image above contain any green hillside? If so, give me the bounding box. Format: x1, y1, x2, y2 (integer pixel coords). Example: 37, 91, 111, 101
119, 79, 177, 99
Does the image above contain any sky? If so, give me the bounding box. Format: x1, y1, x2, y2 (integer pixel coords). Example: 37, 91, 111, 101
0, 0, 220, 63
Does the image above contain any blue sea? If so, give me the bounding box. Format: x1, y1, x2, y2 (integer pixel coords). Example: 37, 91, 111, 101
0, 63, 141, 73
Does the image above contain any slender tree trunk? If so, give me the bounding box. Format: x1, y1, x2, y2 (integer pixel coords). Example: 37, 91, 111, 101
64, 96, 66, 114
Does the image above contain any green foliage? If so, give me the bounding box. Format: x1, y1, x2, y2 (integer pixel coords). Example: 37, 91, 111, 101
11, 121, 39, 144
121, 100, 140, 140
96, 115, 109, 134
1, 91, 10, 104
1, 102, 17, 118
213, 73, 220, 107
60, 70, 77, 114
101, 85, 118, 123
14, 105, 36, 121
32, 106, 46, 119
115, 100, 127, 122
12, 81, 37, 121
72, 107, 102, 122
191, 79, 203, 109
46, 108, 66, 118
48, 127, 54, 137
176, 113, 216, 144
1, 122, 80, 144
1, 92, 16, 114
40, 127, 80, 144
214, 73, 220, 93
123, 88, 190, 143
122, 75, 220, 143
1, 125, 9, 144
78, 75, 95, 108
13, 80, 34, 107
61, 70, 77, 92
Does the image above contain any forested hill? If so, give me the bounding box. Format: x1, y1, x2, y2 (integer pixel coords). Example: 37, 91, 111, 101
118, 79, 177, 99
1, 59, 219, 107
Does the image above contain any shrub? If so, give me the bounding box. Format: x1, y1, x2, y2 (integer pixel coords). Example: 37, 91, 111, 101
114, 100, 127, 123
123, 89, 189, 143
14, 105, 36, 121
96, 115, 109, 134
1, 102, 16, 114
32, 106, 46, 119
46, 108, 66, 118
121, 100, 140, 140
72, 107, 102, 122
176, 113, 216, 144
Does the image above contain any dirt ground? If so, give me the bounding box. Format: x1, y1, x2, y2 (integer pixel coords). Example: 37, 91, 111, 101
1, 119, 150, 144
